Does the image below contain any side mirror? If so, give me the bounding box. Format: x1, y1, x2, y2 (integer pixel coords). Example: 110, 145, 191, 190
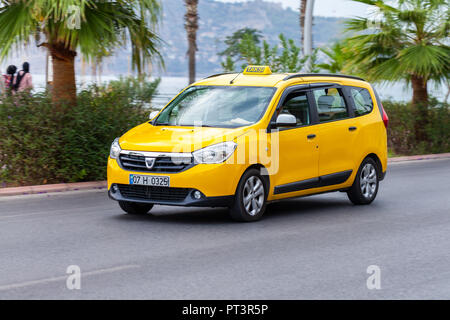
275, 113, 297, 127
149, 110, 159, 120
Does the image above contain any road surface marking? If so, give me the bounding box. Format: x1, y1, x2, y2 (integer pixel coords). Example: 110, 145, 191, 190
0, 264, 140, 291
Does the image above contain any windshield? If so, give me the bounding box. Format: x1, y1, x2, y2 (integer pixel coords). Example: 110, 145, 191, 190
154, 86, 275, 128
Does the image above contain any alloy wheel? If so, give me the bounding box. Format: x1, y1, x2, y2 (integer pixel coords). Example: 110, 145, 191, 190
242, 176, 265, 216
360, 163, 377, 199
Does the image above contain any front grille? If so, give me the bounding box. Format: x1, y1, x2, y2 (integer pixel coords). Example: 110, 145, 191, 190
119, 153, 193, 173
117, 184, 190, 202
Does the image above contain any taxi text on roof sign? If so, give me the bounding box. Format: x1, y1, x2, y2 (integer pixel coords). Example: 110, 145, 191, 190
243, 65, 272, 75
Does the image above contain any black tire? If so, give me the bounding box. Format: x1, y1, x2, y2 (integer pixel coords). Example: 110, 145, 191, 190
118, 201, 154, 215
347, 157, 380, 205
229, 168, 268, 222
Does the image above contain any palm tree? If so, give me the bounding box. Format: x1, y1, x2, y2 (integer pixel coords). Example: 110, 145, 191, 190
0, 0, 162, 104
345, 0, 449, 110
184, 0, 199, 84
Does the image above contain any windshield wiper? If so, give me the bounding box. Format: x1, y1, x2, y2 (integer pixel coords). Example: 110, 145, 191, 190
172, 123, 214, 127
155, 123, 216, 127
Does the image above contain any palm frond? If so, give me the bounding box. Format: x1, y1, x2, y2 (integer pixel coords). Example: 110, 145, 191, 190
0, 0, 163, 73
344, 0, 449, 83
0, 2, 40, 60
395, 44, 450, 79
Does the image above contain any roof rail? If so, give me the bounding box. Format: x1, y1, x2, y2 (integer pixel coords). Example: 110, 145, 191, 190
204, 72, 237, 79
283, 73, 365, 81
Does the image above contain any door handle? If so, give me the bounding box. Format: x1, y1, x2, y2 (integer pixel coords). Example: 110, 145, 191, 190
348, 126, 357, 131
307, 134, 316, 139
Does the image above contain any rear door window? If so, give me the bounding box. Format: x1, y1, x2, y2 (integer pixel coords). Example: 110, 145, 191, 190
349, 87, 373, 116
312, 88, 349, 123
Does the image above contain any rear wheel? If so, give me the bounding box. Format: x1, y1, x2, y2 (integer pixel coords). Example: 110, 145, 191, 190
347, 158, 379, 205
118, 201, 154, 215
229, 169, 268, 222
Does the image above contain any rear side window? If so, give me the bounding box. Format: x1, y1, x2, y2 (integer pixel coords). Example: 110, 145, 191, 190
312, 88, 349, 122
349, 87, 373, 116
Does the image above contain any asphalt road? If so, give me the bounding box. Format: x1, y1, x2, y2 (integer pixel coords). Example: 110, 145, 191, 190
0, 159, 449, 299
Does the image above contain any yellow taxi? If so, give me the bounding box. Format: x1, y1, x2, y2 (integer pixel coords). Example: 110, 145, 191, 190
108, 66, 388, 221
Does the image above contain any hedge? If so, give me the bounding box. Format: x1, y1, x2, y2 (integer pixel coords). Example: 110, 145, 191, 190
0, 77, 159, 186
383, 99, 449, 156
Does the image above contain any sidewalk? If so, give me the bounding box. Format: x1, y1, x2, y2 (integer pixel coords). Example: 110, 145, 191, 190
1, 153, 449, 197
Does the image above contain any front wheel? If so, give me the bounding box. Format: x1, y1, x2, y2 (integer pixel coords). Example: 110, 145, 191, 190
347, 158, 380, 205
229, 169, 268, 222
118, 201, 154, 215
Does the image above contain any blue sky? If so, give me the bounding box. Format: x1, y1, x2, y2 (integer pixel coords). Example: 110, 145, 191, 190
217, 0, 371, 17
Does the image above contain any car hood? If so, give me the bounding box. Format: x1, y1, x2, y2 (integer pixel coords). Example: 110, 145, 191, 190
119, 122, 247, 153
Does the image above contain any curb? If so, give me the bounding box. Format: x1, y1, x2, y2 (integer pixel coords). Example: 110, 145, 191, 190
0, 181, 107, 197
1, 153, 449, 197
388, 153, 450, 163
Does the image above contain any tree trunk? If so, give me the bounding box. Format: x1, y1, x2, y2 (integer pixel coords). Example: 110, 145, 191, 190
411, 75, 429, 142
188, 38, 196, 84
303, 0, 315, 72
185, 0, 199, 84
300, 0, 307, 53
49, 44, 77, 105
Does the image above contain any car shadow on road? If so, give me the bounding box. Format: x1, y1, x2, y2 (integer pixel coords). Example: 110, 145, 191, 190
266, 197, 351, 219
114, 206, 232, 225
112, 195, 355, 225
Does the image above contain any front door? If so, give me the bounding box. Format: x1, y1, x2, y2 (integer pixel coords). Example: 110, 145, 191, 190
270, 89, 319, 193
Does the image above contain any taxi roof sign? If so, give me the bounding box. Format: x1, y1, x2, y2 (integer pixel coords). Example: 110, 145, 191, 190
243, 65, 272, 75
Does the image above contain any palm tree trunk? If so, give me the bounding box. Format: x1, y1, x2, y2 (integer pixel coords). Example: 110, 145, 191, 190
303, 0, 315, 72
49, 45, 77, 105
411, 75, 429, 142
185, 0, 199, 84
300, 0, 307, 53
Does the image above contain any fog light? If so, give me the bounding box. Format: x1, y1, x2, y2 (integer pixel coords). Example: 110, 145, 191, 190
111, 184, 118, 193
193, 191, 202, 199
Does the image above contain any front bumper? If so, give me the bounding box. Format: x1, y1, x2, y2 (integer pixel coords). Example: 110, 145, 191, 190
108, 184, 234, 207
107, 157, 245, 206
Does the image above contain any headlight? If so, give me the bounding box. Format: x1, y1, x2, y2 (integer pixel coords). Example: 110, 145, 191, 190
192, 141, 237, 164
110, 138, 121, 159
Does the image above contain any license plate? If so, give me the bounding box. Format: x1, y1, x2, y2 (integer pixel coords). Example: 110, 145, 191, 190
129, 174, 170, 187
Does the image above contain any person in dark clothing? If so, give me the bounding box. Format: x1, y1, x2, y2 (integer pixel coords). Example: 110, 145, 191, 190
13, 62, 33, 93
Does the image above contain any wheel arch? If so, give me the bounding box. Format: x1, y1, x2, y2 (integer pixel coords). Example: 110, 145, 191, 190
237, 163, 271, 194
364, 153, 384, 180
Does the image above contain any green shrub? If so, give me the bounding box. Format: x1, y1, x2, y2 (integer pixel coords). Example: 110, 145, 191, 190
383, 99, 449, 155
0, 77, 160, 186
